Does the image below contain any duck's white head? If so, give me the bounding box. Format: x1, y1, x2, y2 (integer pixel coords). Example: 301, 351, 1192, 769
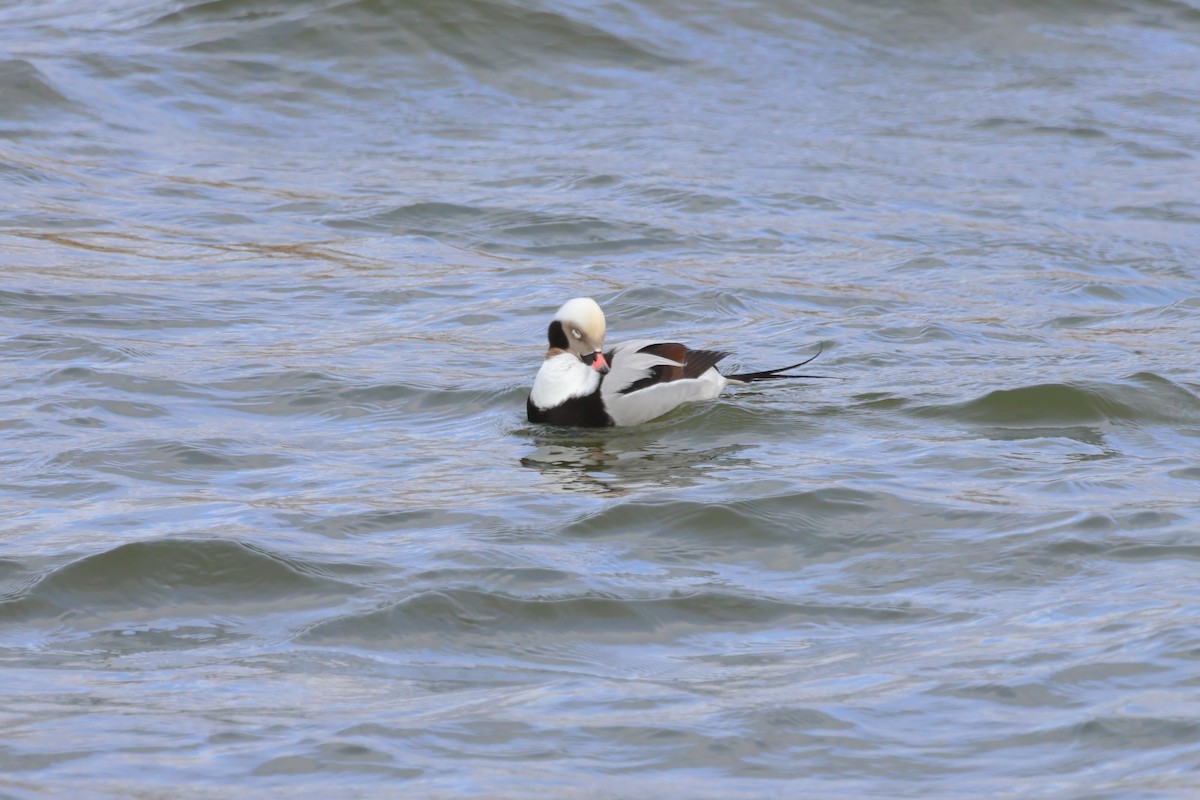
547, 297, 608, 373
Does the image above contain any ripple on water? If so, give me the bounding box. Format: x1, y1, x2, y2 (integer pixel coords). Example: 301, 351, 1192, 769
35, 366, 204, 398
51, 437, 293, 485
559, 487, 957, 569
327, 201, 687, 257
2, 333, 138, 364
296, 588, 933, 658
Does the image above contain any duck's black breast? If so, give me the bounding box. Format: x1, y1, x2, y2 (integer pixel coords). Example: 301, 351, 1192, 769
527, 389, 612, 427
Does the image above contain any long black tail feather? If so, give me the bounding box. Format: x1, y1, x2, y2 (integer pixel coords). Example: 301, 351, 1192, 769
724, 345, 832, 383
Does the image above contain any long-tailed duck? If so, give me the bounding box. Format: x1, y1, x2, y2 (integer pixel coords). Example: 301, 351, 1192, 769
527, 297, 823, 427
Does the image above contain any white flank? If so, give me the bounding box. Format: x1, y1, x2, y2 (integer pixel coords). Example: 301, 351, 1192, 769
604, 367, 729, 426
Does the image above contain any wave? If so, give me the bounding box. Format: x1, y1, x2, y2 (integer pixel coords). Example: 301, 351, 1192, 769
149, 0, 677, 72
0, 60, 74, 120
0, 538, 360, 625
915, 373, 1200, 427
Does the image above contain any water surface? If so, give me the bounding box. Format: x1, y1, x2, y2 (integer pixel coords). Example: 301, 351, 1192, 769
2, 0, 1200, 796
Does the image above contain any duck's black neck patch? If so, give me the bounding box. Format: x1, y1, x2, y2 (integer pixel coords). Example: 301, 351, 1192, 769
547, 320, 569, 351
527, 388, 612, 427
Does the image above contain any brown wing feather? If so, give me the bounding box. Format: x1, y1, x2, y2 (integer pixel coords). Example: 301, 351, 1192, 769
617, 343, 729, 395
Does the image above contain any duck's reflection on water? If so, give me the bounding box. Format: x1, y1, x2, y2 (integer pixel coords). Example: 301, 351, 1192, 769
519, 427, 755, 496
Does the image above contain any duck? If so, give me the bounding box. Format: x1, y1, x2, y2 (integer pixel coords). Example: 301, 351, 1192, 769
527, 297, 822, 427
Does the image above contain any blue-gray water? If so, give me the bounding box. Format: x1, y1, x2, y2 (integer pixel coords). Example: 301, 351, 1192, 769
3, 0, 1200, 797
